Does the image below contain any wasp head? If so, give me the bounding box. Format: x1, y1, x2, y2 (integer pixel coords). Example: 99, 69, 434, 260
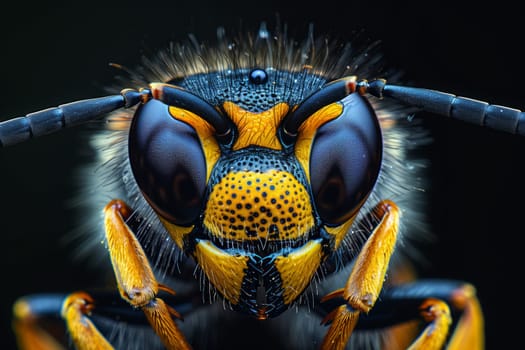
128, 68, 382, 318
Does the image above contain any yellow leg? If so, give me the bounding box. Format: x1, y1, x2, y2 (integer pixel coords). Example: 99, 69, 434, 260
447, 284, 485, 350
407, 285, 484, 350
104, 199, 191, 350
321, 200, 400, 350
320, 305, 360, 350
408, 299, 452, 350
61, 292, 114, 350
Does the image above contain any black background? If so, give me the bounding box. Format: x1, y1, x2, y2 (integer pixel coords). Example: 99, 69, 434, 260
0, 1, 523, 349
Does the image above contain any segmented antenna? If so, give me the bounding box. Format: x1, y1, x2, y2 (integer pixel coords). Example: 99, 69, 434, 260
365, 79, 525, 135
281, 77, 525, 147
2, 76, 523, 147
0, 89, 147, 147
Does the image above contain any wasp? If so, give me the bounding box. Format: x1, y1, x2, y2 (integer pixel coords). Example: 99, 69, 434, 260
0, 22, 519, 349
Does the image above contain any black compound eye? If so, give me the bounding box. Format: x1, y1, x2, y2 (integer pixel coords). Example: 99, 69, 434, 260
310, 94, 382, 225
128, 99, 207, 225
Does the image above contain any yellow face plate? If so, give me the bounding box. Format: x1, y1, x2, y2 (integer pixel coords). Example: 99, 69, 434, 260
193, 240, 249, 305
203, 169, 314, 241
274, 240, 323, 304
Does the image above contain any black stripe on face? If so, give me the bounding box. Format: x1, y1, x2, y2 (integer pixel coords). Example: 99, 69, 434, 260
236, 253, 286, 319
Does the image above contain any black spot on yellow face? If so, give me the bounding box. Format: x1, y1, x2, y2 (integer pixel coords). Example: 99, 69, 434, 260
204, 169, 314, 241
203, 148, 315, 244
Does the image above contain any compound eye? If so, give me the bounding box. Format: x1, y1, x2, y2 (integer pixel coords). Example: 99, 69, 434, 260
128, 99, 207, 225
310, 94, 382, 225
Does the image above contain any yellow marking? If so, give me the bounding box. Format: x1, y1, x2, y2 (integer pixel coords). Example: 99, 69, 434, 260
204, 170, 314, 240
168, 106, 221, 181
294, 102, 343, 181
324, 217, 355, 249
159, 217, 194, 250
274, 240, 322, 304
222, 101, 289, 151
193, 240, 249, 305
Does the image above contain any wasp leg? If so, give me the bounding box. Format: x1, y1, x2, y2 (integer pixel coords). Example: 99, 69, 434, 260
61, 292, 114, 350
320, 200, 400, 350
104, 199, 191, 350
13, 288, 206, 350
12, 294, 69, 350
317, 279, 483, 350
446, 284, 484, 350
379, 282, 484, 350
12, 292, 114, 350
407, 298, 452, 350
